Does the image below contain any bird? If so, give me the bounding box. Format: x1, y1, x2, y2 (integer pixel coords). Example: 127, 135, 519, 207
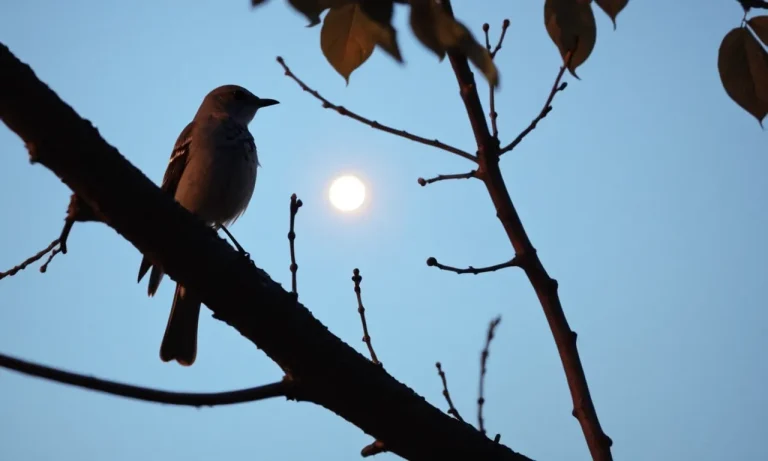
137, 84, 279, 366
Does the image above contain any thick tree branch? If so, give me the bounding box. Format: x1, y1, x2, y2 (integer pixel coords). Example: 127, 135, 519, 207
0, 42, 530, 461
276, 56, 477, 163
443, 2, 613, 459
0, 352, 289, 406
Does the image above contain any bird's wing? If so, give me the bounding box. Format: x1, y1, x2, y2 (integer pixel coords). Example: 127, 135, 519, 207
160, 121, 195, 197
137, 121, 195, 290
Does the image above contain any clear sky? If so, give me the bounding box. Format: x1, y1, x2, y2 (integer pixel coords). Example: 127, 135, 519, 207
1, 1, 766, 460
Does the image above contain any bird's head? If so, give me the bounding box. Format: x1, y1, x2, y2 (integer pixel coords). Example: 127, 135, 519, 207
199, 84, 279, 125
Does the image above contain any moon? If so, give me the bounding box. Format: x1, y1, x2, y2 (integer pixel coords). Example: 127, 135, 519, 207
329, 175, 366, 212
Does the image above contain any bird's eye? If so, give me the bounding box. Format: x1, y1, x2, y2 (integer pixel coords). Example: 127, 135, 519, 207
233, 89, 246, 100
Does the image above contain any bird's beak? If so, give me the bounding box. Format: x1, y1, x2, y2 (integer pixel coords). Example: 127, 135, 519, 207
256, 98, 280, 108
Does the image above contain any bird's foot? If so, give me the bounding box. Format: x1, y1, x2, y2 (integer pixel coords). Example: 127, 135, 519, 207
217, 224, 251, 260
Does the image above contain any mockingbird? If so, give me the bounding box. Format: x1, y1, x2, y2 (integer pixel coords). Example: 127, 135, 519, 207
137, 84, 279, 366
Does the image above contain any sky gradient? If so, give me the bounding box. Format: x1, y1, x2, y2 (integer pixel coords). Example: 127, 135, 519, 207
1, 1, 766, 460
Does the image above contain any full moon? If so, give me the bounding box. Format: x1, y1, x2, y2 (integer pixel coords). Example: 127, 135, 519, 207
329, 175, 366, 212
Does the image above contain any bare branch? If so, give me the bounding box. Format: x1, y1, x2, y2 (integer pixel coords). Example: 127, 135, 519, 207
352, 268, 381, 366
440, 2, 613, 456
0, 238, 61, 280
426, 257, 518, 275
0, 352, 289, 407
418, 170, 477, 187
2, 193, 103, 280
499, 50, 574, 156
276, 56, 477, 163
490, 19, 511, 59
483, 19, 510, 140
435, 362, 464, 422
289, 193, 302, 294
478, 316, 502, 436
361, 440, 387, 458
351, 268, 387, 455
40, 244, 62, 272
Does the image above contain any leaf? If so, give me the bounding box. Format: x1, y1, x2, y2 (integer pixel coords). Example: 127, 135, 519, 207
544, 0, 597, 78
745, 28, 768, 107
288, 0, 350, 27
594, 0, 629, 29
359, 0, 403, 61
409, 0, 447, 60
320, 4, 383, 82
408, 0, 499, 87
738, 0, 768, 13
748, 15, 768, 47
718, 27, 768, 124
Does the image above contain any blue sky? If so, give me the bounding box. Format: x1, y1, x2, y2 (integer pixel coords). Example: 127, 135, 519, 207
1, 1, 766, 460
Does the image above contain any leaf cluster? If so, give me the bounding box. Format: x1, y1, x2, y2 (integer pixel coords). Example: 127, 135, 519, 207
253, 0, 500, 85
253, 0, 631, 85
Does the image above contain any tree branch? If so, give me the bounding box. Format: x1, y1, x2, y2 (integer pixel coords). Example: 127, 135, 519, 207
276, 56, 477, 163
352, 268, 381, 366
361, 440, 387, 458
426, 256, 518, 275
0, 238, 61, 280
499, 51, 572, 156
442, 2, 613, 459
484, 19, 510, 140
478, 316, 502, 436
418, 169, 477, 186
0, 352, 289, 406
0, 42, 530, 461
435, 362, 464, 422
289, 193, 302, 294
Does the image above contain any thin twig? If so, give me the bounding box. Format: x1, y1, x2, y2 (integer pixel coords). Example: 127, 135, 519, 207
491, 19, 510, 59
276, 56, 476, 163
0, 352, 290, 406
289, 193, 302, 294
60, 193, 100, 254
478, 316, 501, 436
426, 257, 518, 275
483, 19, 510, 140
0, 238, 61, 280
352, 267, 386, 456
352, 268, 381, 366
435, 362, 464, 422
418, 170, 477, 186
499, 50, 574, 155
361, 440, 387, 457
40, 244, 62, 273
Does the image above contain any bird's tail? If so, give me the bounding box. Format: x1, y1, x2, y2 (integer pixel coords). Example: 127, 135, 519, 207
138, 255, 165, 297
159, 283, 201, 366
